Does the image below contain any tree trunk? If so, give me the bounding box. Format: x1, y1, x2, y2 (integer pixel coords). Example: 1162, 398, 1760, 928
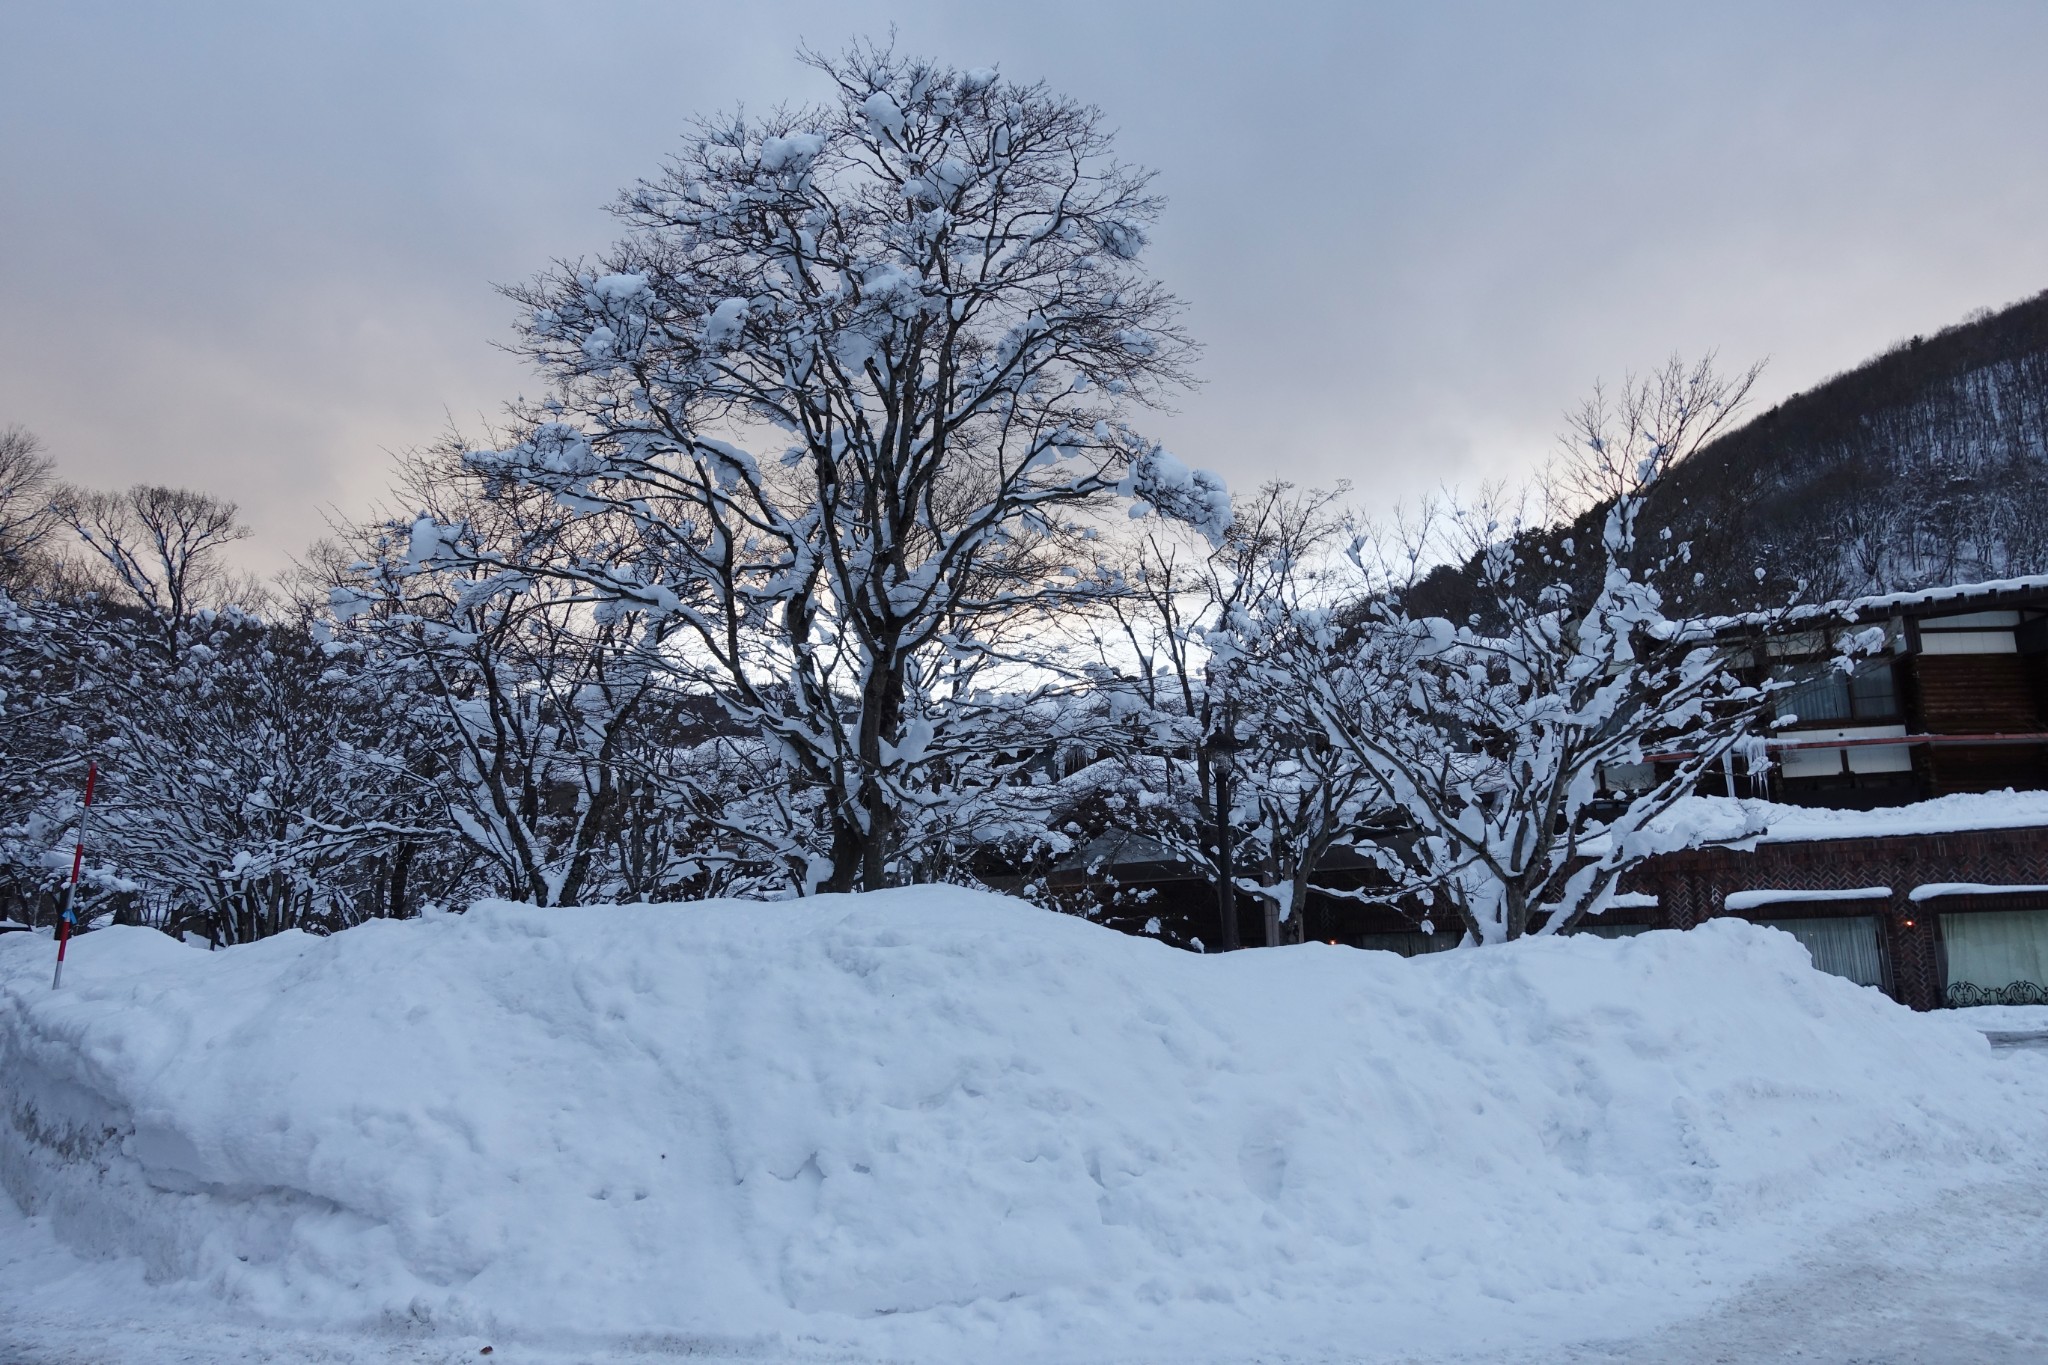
388, 840, 414, 919
822, 817, 865, 895
1502, 883, 1531, 941
849, 641, 907, 893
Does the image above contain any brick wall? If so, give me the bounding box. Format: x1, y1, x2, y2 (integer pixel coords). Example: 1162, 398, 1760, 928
1629, 826, 2048, 1010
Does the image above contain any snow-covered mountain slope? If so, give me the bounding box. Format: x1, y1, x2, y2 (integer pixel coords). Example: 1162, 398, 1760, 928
1406, 289, 2048, 622
3, 891, 2045, 1364
1658, 288, 2048, 604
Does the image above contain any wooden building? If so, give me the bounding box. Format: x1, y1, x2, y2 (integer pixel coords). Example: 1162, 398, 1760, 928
1617, 575, 2048, 1009
1717, 576, 2048, 807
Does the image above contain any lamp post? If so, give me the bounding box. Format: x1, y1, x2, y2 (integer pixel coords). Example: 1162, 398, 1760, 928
1203, 719, 1243, 953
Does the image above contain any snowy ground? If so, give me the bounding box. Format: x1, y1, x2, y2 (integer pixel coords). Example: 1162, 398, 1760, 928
1517, 1169, 2048, 1365
7, 1153, 2046, 1365
5, 893, 2047, 1365
1953, 1004, 2048, 1042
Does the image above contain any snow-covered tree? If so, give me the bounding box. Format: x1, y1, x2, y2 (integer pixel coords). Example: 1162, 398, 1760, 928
1093, 482, 1380, 947
329, 447, 713, 907
453, 41, 1226, 893
1, 581, 447, 940
0, 584, 97, 927
95, 607, 446, 942
1289, 360, 1782, 944
1, 463, 462, 940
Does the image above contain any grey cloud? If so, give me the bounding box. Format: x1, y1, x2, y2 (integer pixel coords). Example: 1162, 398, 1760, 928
3, 0, 2045, 573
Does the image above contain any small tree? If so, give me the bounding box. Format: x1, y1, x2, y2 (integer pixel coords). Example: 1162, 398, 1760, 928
332, 448, 701, 907
54, 483, 252, 659
456, 41, 1225, 892
1291, 359, 1782, 944
1095, 482, 1378, 947
0, 426, 58, 590
1, 580, 448, 940
0, 583, 98, 928
99, 608, 446, 942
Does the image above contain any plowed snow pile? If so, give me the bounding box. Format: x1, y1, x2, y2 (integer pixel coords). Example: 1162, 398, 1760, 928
3, 890, 2044, 1364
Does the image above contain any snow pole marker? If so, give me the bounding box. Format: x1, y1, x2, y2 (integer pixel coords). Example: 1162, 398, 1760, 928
52, 761, 98, 990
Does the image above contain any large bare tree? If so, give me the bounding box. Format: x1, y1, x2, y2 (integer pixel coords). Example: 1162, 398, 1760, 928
448, 41, 1224, 892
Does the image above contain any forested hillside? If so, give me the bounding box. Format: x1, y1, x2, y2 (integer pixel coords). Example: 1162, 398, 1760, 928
1408, 289, 2048, 624
1659, 289, 2048, 607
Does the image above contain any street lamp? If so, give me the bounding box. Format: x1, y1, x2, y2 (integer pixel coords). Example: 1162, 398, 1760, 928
1201, 720, 1243, 952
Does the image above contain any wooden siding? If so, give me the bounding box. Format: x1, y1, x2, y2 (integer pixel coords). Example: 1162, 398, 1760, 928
1909, 653, 2041, 732
1925, 743, 2048, 796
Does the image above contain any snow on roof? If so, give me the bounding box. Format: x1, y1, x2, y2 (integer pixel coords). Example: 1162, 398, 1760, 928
1724, 886, 1889, 911
1909, 882, 2048, 902
1830, 573, 2048, 618
1697, 573, 2048, 637
1641, 789, 2048, 854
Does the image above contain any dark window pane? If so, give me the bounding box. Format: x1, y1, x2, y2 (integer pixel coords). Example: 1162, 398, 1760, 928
1850, 664, 1897, 719
1779, 672, 1851, 724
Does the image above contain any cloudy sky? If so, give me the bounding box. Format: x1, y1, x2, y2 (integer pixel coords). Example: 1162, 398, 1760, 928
3, 0, 2045, 574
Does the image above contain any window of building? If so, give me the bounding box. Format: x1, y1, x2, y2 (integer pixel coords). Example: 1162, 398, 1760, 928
1772, 659, 1899, 727
1755, 915, 1888, 988
1941, 909, 2048, 1006
1355, 931, 1459, 957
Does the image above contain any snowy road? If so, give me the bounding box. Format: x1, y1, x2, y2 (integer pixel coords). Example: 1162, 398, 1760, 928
1430, 1166, 2048, 1365
7, 1157, 2047, 1365
1430, 1038, 2048, 1364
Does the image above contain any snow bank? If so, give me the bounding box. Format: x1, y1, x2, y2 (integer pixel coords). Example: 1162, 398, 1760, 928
3, 892, 2044, 1363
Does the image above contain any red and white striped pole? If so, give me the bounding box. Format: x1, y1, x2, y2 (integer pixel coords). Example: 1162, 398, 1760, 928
52, 761, 97, 990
